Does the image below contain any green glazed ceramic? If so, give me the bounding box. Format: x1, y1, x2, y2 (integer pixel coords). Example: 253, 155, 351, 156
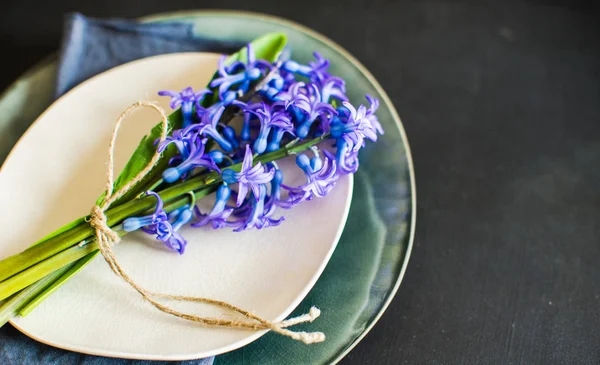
0, 10, 415, 364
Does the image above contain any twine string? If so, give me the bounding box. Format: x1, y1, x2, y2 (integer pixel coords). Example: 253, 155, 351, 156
88, 100, 325, 344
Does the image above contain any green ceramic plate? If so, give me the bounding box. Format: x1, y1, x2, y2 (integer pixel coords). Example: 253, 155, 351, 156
0, 10, 415, 364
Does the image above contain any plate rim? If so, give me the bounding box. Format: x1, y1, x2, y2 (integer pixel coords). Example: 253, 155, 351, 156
0, 10, 417, 364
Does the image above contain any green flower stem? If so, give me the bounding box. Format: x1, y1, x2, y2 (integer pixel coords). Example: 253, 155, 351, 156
0, 262, 76, 327
144, 178, 164, 197
0, 135, 326, 300
0, 186, 215, 313
18, 251, 98, 317
18, 186, 214, 316
0, 181, 216, 282
0, 240, 100, 301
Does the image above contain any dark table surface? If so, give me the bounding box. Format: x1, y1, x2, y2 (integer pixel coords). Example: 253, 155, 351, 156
2, 1, 599, 364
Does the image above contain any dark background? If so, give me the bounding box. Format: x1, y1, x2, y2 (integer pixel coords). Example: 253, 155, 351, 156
2, 1, 599, 364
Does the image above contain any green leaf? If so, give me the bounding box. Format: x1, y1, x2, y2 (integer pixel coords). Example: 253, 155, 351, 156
101, 32, 288, 207
228, 32, 288, 65
96, 111, 183, 206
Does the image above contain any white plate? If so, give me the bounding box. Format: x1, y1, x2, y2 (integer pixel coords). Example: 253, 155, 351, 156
0, 53, 352, 360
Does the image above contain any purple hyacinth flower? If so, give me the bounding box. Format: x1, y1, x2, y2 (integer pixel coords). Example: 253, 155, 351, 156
169, 205, 194, 231
234, 101, 293, 154
241, 43, 273, 69
224, 183, 284, 232
192, 184, 234, 229
210, 168, 289, 231
327, 139, 360, 174
224, 59, 246, 74
307, 52, 331, 82
221, 90, 241, 106
122, 192, 187, 254
158, 87, 212, 127
157, 120, 207, 164
122, 191, 169, 232
239, 107, 254, 141
268, 168, 295, 209
281, 52, 330, 84
280, 70, 298, 90
283, 153, 339, 204
157, 131, 191, 162
365, 94, 383, 136
222, 125, 240, 150
320, 77, 348, 103
210, 44, 271, 99
210, 55, 259, 98
162, 137, 220, 183
266, 116, 295, 152
260, 74, 286, 101
330, 97, 383, 153
222, 145, 275, 206
310, 149, 324, 171
163, 205, 194, 254
197, 106, 233, 152
289, 83, 337, 139
244, 43, 273, 71
208, 150, 224, 164
162, 231, 187, 254
233, 184, 284, 231
228, 190, 253, 219
275, 81, 308, 110
235, 166, 295, 212
195, 90, 238, 120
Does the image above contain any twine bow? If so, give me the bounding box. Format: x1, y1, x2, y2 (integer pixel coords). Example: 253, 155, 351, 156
88, 100, 325, 344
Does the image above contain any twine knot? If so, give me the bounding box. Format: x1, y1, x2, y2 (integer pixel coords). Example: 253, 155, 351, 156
89, 206, 120, 244
86, 100, 325, 345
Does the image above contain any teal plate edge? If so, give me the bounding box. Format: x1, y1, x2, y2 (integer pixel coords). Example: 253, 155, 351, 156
0, 10, 416, 365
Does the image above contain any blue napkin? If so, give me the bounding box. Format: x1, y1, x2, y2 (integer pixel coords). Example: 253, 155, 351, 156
1, 12, 246, 365
56, 12, 244, 97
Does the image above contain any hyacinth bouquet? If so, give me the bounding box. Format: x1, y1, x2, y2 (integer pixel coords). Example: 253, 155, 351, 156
0, 33, 383, 331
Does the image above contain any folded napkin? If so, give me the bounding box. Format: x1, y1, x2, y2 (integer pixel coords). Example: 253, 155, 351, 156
56, 12, 244, 97
1, 12, 247, 365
